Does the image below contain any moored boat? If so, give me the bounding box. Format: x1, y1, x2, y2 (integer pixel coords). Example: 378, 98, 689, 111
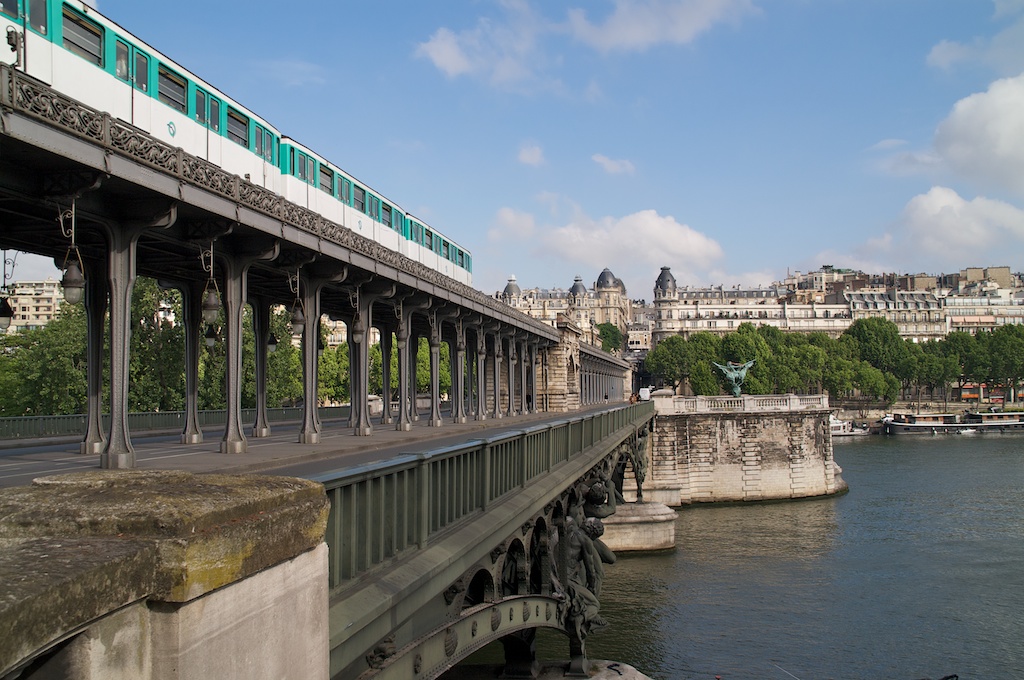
883, 410, 1024, 434
830, 415, 870, 437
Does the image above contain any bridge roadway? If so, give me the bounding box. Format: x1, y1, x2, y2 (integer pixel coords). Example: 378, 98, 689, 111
0, 404, 617, 489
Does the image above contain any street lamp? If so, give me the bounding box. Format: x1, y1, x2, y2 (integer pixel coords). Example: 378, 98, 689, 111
58, 202, 85, 305
204, 323, 219, 348
267, 333, 278, 353
288, 268, 305, 337
0, 251, 15, 330
200, 240, 220, 325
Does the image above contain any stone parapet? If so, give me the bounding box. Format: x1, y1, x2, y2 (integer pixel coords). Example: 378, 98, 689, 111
0, 470, 329, 679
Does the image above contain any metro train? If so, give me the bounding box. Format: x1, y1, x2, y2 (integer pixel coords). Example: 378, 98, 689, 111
0, 0, 473, 284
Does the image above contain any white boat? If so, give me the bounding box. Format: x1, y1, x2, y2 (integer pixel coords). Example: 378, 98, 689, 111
830, 415, 870, 437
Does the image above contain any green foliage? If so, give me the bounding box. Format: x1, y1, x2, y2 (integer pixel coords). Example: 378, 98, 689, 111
596, 322, 623, 353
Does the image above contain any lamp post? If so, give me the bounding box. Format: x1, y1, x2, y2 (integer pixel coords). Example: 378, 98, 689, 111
288, 268, 305, 337
0, 251, 16, 330
58, 202, 85, 305
199, 240, 220, 325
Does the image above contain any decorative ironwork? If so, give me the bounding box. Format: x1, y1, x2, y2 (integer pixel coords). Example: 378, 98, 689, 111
1, 64, 558, 337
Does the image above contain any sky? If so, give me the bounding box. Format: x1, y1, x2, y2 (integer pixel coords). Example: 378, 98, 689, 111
11, 0, 1024, 302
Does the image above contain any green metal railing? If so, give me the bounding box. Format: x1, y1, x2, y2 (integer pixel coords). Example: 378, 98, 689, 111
0, 406, 349, 440
314, 401, 655, 592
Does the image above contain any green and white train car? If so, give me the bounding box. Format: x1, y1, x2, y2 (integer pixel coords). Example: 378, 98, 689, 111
0, 0, 473, 285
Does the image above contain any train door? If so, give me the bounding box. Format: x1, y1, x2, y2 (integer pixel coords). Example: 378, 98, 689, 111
194, 87, 222, 166
114, 38, 150, 128
252, 123, 275, 191
1, 0, 52, 82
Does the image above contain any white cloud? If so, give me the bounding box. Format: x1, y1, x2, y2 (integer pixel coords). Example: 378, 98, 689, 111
926, 14, 1024, 74
868, 138, 908, 152
416, 27, 475, 78
592, 153, 636, 174
488, 207, 536, 242
934, 73, 1024, 197
519, 144, 546, 166
833, 187, 1024, 276
566, 0, 760, 53
877, 150, 943, 177
540, 208, 723, 292
898, 187, 1024, 262
415, 2, 548, 89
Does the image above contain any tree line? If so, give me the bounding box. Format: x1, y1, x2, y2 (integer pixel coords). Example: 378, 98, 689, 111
644, 316, 1024, 405
0, 277, 450, 417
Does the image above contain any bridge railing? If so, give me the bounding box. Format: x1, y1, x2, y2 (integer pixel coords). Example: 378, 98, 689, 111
0, 406, 350, 440
313, 401, 655, 592
655, 393, 829, 414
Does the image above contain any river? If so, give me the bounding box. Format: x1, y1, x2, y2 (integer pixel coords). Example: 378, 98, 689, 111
565, 434, 1024, 679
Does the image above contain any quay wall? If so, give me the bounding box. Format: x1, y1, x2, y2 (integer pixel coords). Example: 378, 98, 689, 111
645, 393, 846, 505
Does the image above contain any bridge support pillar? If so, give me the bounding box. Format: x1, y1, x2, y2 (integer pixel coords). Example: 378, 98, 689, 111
428, 313, 443, 427
452, 322, 468, 424
250, 296, 273, 438
178, 279, 204, 444
80, 256, 108, 454
102, 208, 176, 469
474, 330, 487, 421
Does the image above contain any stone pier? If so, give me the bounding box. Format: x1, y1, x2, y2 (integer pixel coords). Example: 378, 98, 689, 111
645, 391, 847, 505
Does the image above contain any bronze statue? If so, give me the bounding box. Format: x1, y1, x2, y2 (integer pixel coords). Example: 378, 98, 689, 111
713, 359, 755, 397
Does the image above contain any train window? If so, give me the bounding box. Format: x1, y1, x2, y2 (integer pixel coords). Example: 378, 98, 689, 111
29, 0, 46, 34
367, 195, 379, 219
442, 241, 449, 259
63, 8, 103, 66
319, 166, 333, 193
381, 204, 391, 228
115, 41, 129, 81
227, 109, 248, 146
209, 98, 220, 132
158, 66, 186, 113
195, 89, 207, 125
339, 178, 351, 205
294, 150, 307, 181
458, 251, 465, 268
253, 126, 272, 162
424, 230, 433, 250
135, 52, 148, 91
0, 1, 16, 19
353, 186, 365, 212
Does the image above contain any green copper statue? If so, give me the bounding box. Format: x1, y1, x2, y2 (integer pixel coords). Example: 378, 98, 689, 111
713, 360, 755, 397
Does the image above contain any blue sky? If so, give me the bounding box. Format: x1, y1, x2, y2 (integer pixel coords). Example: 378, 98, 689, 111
13, 0, 1024, 301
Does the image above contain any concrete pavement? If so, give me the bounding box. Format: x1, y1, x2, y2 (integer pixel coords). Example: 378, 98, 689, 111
0, 405, 616, 488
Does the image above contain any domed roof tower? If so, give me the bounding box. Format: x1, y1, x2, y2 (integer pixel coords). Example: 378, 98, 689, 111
595, 268, 624, 292
569, 275, 588, 297
654, 266, 677, 299
502, 275, 521, 298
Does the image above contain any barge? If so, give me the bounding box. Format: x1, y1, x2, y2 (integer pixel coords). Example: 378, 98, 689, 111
883, 410, 1024, 434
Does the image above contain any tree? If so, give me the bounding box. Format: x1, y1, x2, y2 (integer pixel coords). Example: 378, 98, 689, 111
645, 332, 721, 394
596, 322, 623, 353
6, 304, 88, 415
842, 317, 909, 375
